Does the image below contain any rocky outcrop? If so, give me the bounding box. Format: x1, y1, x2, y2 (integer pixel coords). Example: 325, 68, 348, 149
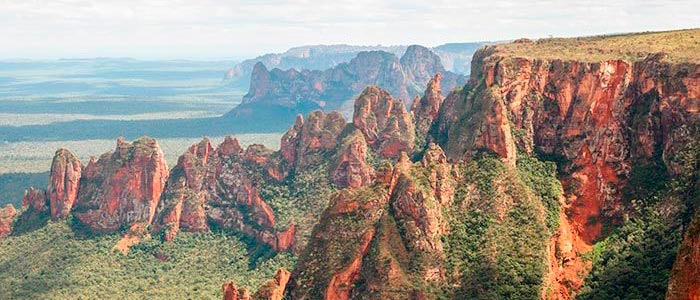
431, 42, 700, 299
221, 268, 289, 300
667, 212, 700, 300
222, 282, 251, 300
244, 144, 287, 182
224, 47, 466, 127
411, 73, 444, 141
22, 188, 47, 212
253, 268, 291, 300
204, 137, 296, 252
72, 137, 169, 232
400, 45, 464, 104
47, 148, 82, 219
153, 138, 212, 241
331, 129, 374, 189
0, 204, 16, 237
280, 111, 346, 167
391, 144, 454, 258
353, 86, 415, 158
290, 145, 457, 299
290, 186, 389, 300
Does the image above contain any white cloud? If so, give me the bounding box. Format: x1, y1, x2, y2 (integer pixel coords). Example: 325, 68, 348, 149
0, 0, 698, 59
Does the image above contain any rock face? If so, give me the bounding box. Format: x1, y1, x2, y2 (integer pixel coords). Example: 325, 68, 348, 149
253, 268, 291, 300
432, 44, 700, 298
331, 129, 375, 189
204, 137, 296, 252
0, 204, 16, 237
280, 111, 346, 167
667, 212, 700, 300
224, 47, 466, 126
353, 86, 415, 158
290, 187, 389, 300
222, 282, 251, 300
22, 188, 47, 212
290, 144, 460, 300
411, 73, 444, 141
153, 138, 212, 241
47, 148, 82, 219
73, 137, 169, 232
221, 268, 289, 300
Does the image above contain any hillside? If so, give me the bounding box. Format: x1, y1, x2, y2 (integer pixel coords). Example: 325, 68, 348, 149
0, 29, 699, 300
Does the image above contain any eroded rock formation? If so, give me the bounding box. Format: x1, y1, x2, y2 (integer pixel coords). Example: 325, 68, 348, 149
411, 73, 444, 142
22, 188, 47, 212
331, 129, 375, 189
0, 204, 16, 237
353, 86, 415, 158
47, 148, 82, 219
432, 45, 700, 299
224, 46, 466, 125
73, 137, 169, 232
153, 138, 212, 241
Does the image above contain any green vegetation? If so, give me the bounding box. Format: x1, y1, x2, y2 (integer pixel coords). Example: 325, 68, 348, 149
495, 29, 700, 63
579, 130, 700, 300
516, 156, 563, 232
0, 219, 295, 300
577, 208, 682, 300
443, 155, 550, 299
0, 134, 283, 206
292, 185, 387, 299
260, 163, 336, 246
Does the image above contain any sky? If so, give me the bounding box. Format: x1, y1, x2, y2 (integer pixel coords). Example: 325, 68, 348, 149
1, 0, 699, 60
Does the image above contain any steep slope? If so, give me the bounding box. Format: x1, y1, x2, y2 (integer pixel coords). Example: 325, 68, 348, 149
72, 137, 169, 232
47, 148, 82, 219
431, 29, 700, 299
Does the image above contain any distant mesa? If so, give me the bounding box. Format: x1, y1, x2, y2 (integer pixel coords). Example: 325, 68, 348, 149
223, 45, 467, 128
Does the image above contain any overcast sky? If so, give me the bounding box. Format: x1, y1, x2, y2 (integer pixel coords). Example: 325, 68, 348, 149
1, 0, 698, 60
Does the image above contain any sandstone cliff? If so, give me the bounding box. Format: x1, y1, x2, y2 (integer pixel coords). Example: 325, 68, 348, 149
430, 31, 700, 299
47, 148, 83, 219
73, 137, 169, 232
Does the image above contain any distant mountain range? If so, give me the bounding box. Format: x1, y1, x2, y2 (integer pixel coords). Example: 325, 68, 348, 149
223, 45, 469, 126
223, 42, 487, 89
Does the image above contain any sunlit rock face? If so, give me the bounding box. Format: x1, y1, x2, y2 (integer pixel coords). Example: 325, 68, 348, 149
47, 148, 83, 219
73, 137, 169, 232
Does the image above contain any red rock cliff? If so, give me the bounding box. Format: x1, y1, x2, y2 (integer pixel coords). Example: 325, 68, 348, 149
432, 47, 700, 299
153, 138, 212, 241
73, 137, 169, 232
47, 148, 83, 219
353, 86, 415, 159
